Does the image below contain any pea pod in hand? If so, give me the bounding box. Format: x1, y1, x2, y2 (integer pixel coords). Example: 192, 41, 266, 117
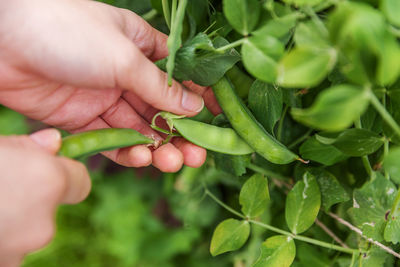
59, 128, 154, 159
159, 112, 254, 155
212, 77, 301, 164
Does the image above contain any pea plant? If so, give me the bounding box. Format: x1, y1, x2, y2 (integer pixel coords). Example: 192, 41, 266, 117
119, 0, 400, 265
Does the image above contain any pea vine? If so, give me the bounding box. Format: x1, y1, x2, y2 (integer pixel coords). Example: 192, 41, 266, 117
153, 0, 400, 266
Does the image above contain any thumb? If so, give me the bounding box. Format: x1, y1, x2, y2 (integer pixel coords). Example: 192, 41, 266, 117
116, 43, 204, 116
29, 128, 62, 154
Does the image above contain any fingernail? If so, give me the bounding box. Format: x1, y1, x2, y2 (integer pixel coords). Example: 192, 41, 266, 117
29, 128, 61, 153
181, 90, 204, 113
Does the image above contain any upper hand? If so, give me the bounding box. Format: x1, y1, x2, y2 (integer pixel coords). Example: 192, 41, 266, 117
0, 0, 220, 172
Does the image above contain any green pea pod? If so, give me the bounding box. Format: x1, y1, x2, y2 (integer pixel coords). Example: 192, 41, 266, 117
59, 128, 154, 159
212, 77, 300, 164
160, 112, 254, 155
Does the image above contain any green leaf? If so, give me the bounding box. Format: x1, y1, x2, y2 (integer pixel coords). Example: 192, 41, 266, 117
295, 21, 330, 49
332, 128, 384, 157
210, 219, 251, 256
239, 174, 270, 218
222, 0, 260, 35
384, 190, 400, 244
213, 152, 250, 177
291, 85, 370, 131
348, 173, 397, 242
156, 33, 240, 86
384, 147, 400, 184
252, 235, 296, 267
285, 172, 321, 234
248, 80, 283, 134
300, 136, 348, 166
329, 2, 400, 85
354, 248, 388, 267
381, 0, 400, 27
277, 47, 337, 88
242, 32, 284, 83
259, 13, 298, 40
309, 168, 350, 212
282, 0, 324, 6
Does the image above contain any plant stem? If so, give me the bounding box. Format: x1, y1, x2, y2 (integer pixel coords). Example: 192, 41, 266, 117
204, 189, 245, 219
215, 38, 246, 53
205, 189, 359, 255
170, 0, 177, 24
161, 0, 171, 29
288, 129, 313, 149
141, 9, 158, 21
354, 119, 375, 179
369, 91, 400, 139
327, 212, 400, 259
277, 105, 289, 142
247, 163, 290, 181
384, 139, 390, 179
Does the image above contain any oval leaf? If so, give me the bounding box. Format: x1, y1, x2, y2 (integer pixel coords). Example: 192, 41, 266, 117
242, 34, 284, 83
300, 136, 348, 166
332, 128, 384, 157
210, 219, 250, 256
285, 172, 321, 234
277, 47, 337, 88
239, 174, 270, 218
253, 235, 296, 267
222, 0, 260, 35
248, 80, 283, 133
291, 85, 370, 131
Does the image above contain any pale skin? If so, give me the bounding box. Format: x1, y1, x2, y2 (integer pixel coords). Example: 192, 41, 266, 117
0, 0, 222, 265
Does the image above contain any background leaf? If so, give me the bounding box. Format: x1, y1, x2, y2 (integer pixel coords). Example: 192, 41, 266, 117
285, 172, 321, 234
348, 174, 397, 242
332, 128, 384, 157
252, 235, 296, 267
242, 33, 283, 83
248, 81, 283, 134
381, 0, 400, 27
309, 168, 350, 212
210, 219, 251, 256
156, 33, 240, 86
222, 0, 260, 35
300, 136, 348, 166
291, 85, 370, 131
277, 47, 336, 88
239, 174, 270, 218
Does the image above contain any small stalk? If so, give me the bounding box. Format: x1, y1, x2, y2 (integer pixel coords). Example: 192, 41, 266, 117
354, 118, 375, 179
141, 9, 158, 22
161, 0, 171, 29
288, 129, 313, 149
215, 38, 246, 53
369, 90, 400, 138
277, 105, 289, 142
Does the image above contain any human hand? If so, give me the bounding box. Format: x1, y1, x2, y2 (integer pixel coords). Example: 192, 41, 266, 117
0, 129, 91, 267
0, 0, 221, 172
